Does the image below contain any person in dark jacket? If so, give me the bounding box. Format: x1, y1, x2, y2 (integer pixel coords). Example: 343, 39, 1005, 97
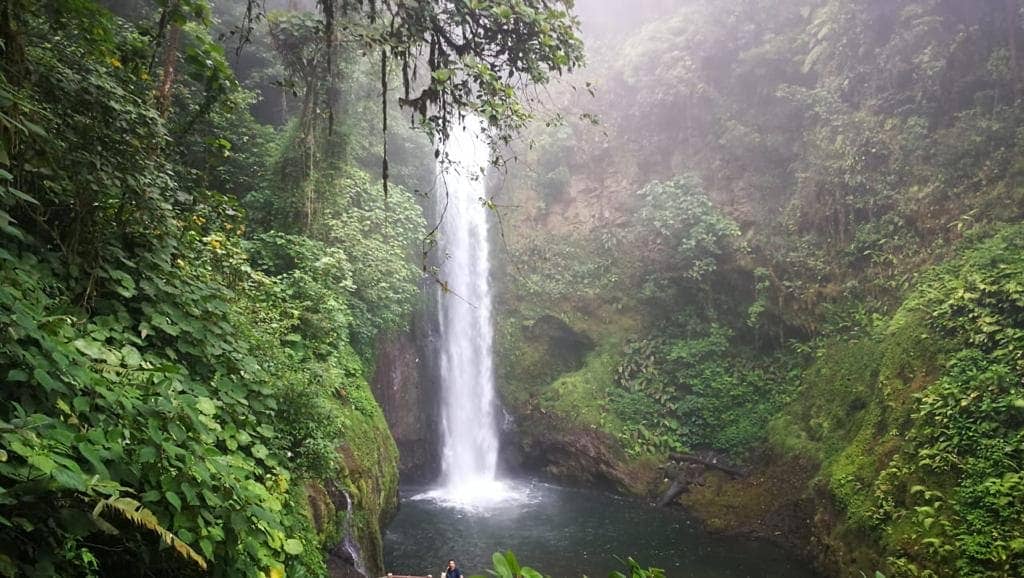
443, 559, 463, 578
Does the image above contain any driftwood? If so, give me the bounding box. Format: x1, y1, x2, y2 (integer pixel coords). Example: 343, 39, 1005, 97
655, 453, 746, 508
656, 479, 689, 508
668, 452, 746, 478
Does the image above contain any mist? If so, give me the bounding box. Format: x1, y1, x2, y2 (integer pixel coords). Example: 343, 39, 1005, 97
3, 1, 1023, 577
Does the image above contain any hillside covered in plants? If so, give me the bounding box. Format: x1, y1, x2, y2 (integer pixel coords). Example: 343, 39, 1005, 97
493, 1, 1024, 576
0, 0, 580, 576
3, 0, 1024, 577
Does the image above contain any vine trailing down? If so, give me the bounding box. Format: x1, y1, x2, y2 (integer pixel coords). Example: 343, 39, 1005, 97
420, 118, 522, 509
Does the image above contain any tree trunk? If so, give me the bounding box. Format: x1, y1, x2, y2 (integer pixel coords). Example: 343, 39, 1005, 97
656, 479, 687, 508
0, 0, 26, 75
668, 453, 746, 478
157, 23, 182, 117
1008, 0, 1021, 102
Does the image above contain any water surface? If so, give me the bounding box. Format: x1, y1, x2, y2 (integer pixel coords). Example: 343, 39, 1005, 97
384, 479, 819, 578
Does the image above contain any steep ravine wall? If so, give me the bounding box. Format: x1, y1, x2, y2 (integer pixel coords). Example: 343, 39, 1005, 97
492, 226, 1024, 578
306, 371, 401, 578
491, 306, 857, 574
370, 286, 443, 480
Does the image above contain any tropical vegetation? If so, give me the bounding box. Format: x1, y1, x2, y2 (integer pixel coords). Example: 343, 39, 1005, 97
0, 0, 580, 575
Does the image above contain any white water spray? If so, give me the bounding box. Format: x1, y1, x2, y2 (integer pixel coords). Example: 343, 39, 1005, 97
417, 118, 523, 510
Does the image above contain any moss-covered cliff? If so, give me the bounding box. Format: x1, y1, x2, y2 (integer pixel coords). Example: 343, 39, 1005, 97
495, 188, 1024, 578
308, 373, 400, 578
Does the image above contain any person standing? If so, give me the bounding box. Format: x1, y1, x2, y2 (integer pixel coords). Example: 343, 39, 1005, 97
443, 559, 463, 578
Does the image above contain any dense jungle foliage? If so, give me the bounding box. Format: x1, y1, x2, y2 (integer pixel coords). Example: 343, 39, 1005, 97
0, 0, 580, 576
494, 1, 1024, 577
3, 0, 1023, 576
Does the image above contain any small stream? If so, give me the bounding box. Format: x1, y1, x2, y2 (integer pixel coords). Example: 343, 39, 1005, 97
384, 478, 819, 578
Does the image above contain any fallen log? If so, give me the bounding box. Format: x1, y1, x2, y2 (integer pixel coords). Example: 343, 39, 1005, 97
668, 452, 745, 478
655, 453, 747, 507
656, 479, 687, 508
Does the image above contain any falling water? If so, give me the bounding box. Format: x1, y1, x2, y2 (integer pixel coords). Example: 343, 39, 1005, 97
339, 489, 368, 577
420, 117, 521, 509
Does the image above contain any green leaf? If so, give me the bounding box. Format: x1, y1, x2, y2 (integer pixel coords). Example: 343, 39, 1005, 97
199, 538, 214, 559
503, 551, 520, 575
52, 467, 87, 492
138, 446, 158, 463
20, 119, 46, 138
32, 368, 64, 392
180, 483, 199, 506
164, 491, 182, 512
107, 269, 136, 298
0, 210, 24, 240
73, 338, 121, 364
195, 397, 217, 416
283, 538, 303, 555
492, 552, 512, 578
78, 442, 110, 478
203, 489, 223, 507
6, 186, 39, 205
521, 568, 543, 578
72, 396, 91, 412
27, 453, 57, 474
73, 338, 106, 359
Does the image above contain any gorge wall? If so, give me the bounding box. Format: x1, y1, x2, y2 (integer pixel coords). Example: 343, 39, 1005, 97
371, 316, 441, 480
487, 2, 1024, 577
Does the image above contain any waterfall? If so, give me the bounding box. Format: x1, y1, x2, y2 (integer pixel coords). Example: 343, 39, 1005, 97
424, 117, 516, 509
339, 489, 368, 577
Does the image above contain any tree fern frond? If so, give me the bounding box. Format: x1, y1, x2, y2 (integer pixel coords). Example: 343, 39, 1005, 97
93, 497, 208, 570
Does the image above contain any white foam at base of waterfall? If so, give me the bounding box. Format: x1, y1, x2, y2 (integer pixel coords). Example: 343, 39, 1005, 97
411, 478, 537, 512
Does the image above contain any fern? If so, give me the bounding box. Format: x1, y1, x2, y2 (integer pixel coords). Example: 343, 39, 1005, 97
93, 497, 208, 570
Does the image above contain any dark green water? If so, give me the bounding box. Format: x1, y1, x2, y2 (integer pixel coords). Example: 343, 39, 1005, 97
383, 478, 819, 578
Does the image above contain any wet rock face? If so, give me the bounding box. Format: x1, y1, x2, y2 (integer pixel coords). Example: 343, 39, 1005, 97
523, 419, 659, 496
326, 556, 367, 578
523, 315, 595, 378
678, 452, 821, 567
307, 483, 365, 578
371, 325, 440, 479
320, 486, 366, 578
